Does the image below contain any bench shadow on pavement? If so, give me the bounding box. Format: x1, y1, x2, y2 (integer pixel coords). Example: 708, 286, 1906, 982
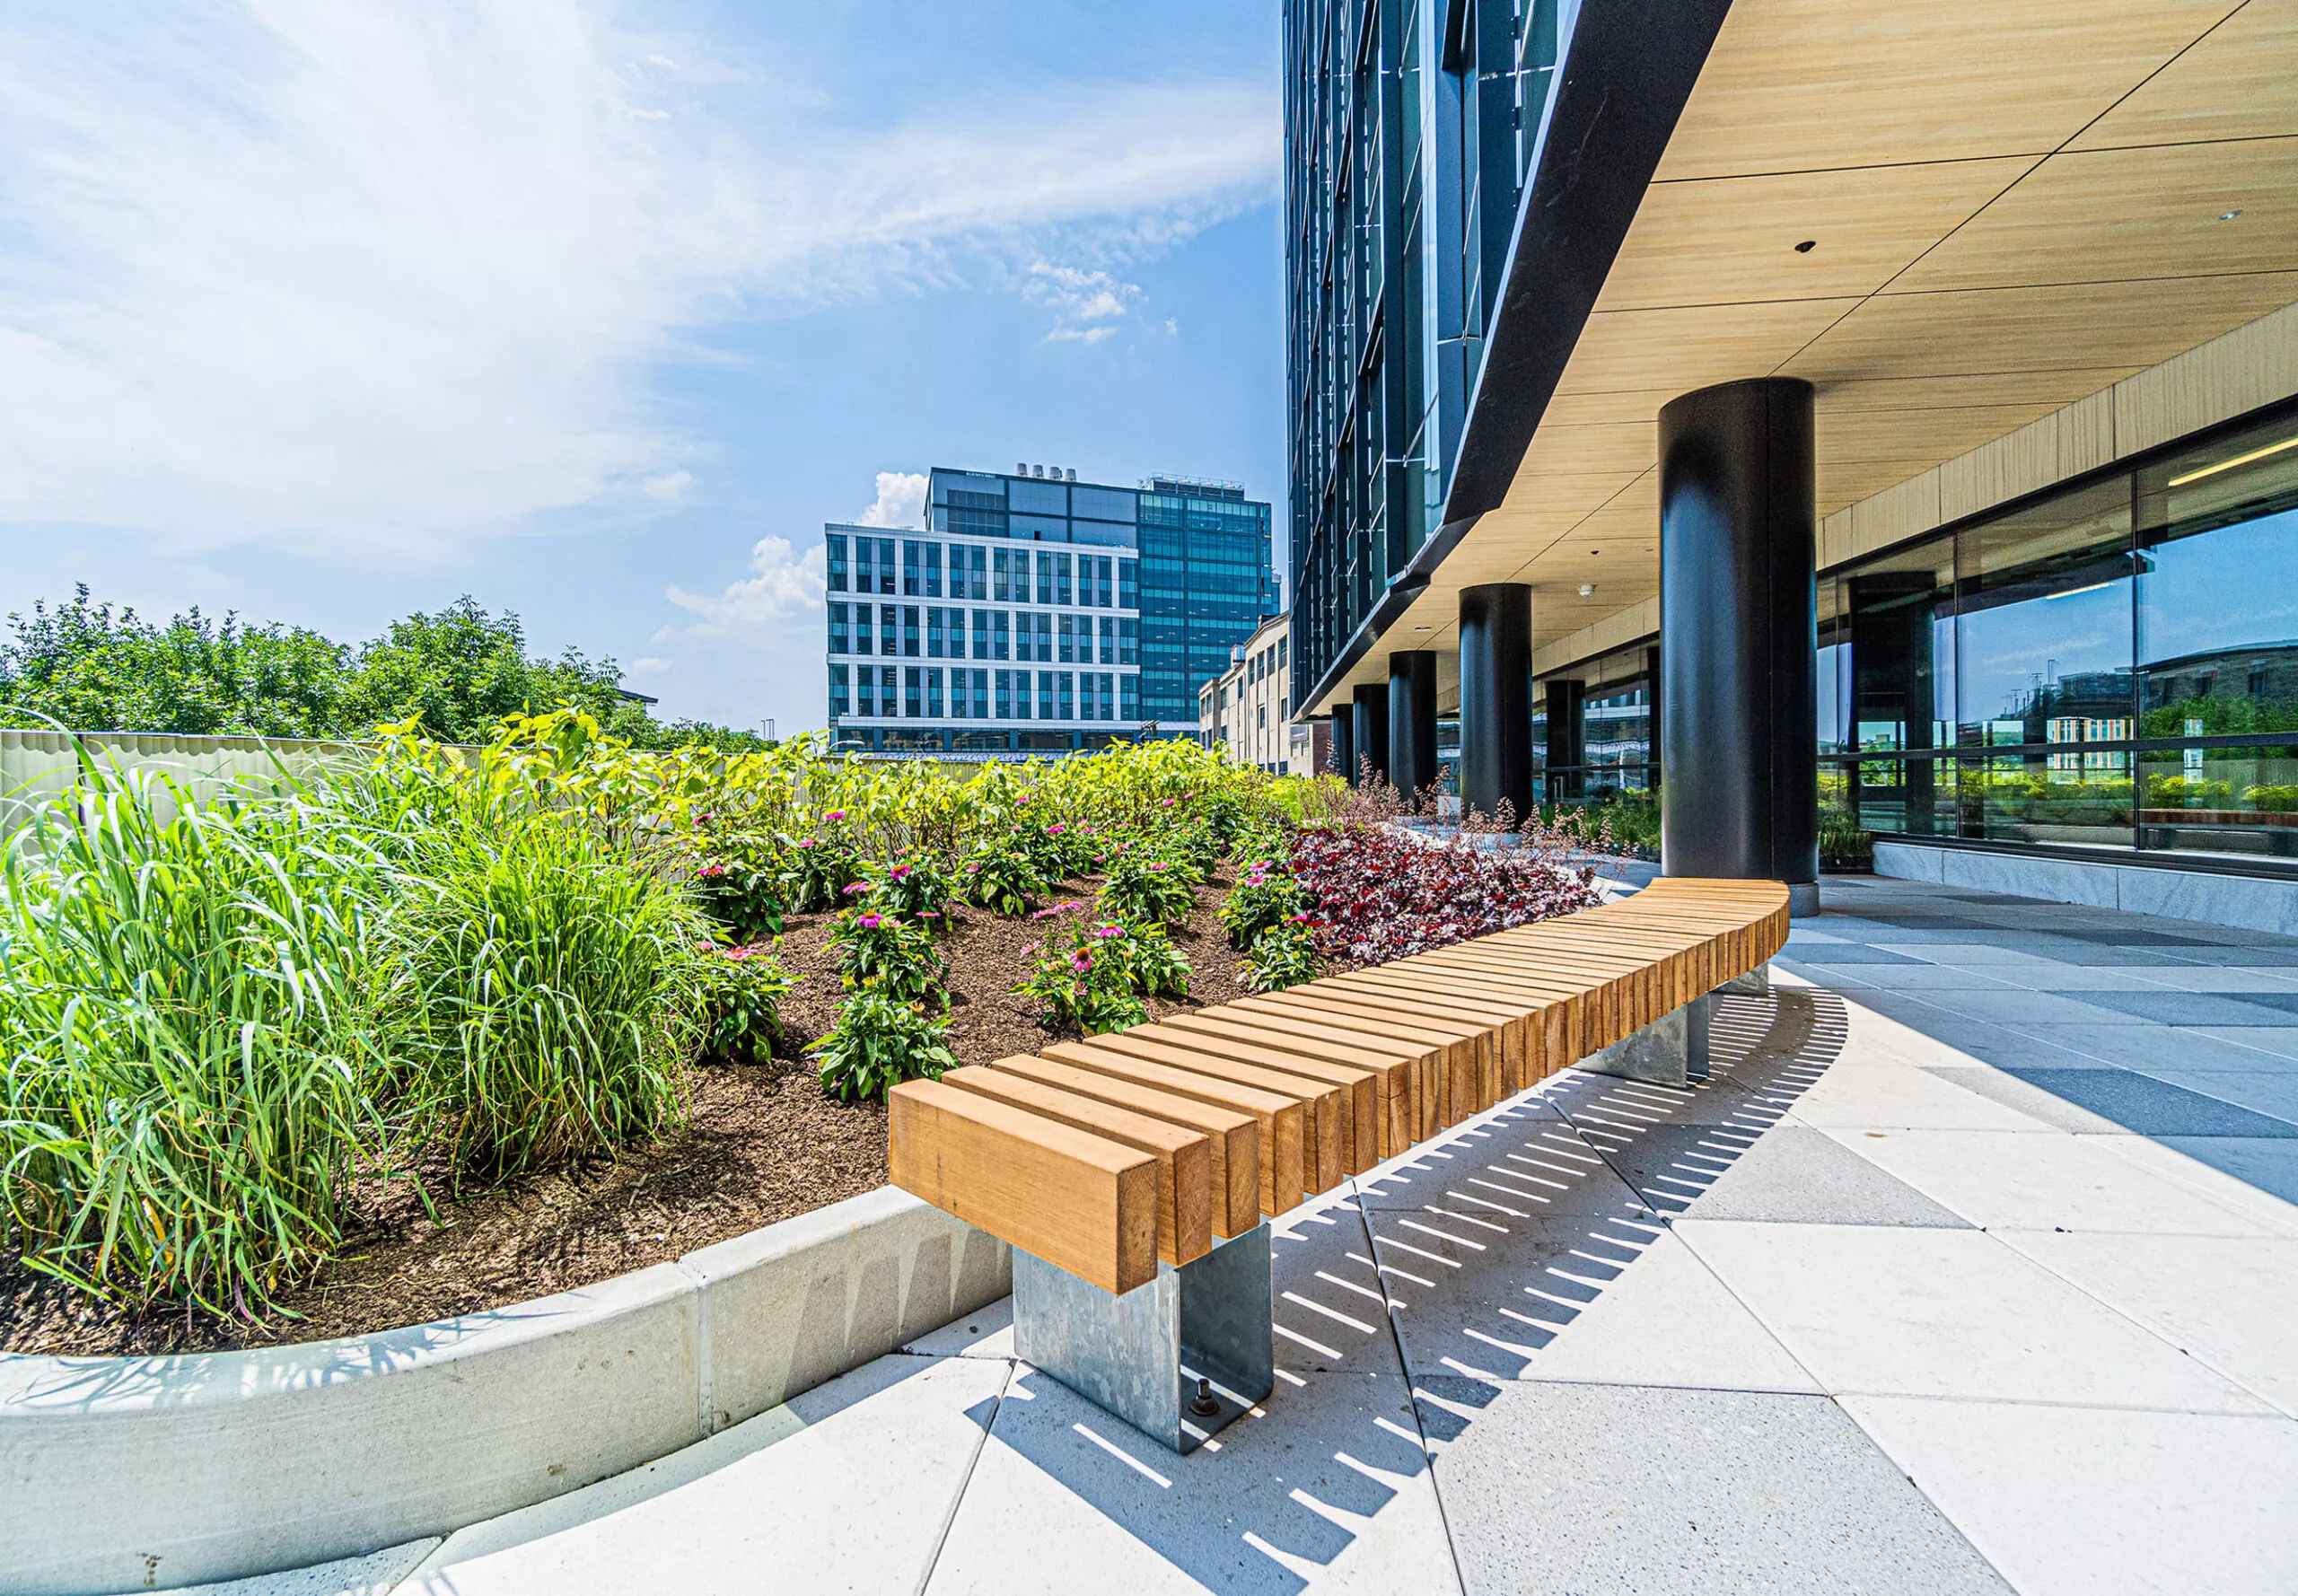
950, 989, 1848, 1594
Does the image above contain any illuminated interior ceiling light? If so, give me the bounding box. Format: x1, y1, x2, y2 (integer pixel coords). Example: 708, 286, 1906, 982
1794, 239, 1817, 253
2220, 210, 2243, 221
2045, 581, 2116, 601
1578, 583, 1596, 597
2169, 434, 2298, 487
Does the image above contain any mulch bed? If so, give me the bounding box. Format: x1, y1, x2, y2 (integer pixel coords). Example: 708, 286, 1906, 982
1, 871, 1250, 1359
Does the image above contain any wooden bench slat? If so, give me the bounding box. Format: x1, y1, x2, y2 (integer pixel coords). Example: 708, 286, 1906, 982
1143, 1013, 1390, 1171
983, 1055, 1259, 1238
1170, 1007, 1426, 1160
1073, 1031, 1348, 1197
1040, 1039, 1308, 1216
940, 1065, 1213, 1267
889, 1078, 1158, 1295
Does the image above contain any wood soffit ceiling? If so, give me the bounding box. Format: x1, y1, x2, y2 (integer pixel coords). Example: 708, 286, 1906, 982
1322, 0, 2298, 710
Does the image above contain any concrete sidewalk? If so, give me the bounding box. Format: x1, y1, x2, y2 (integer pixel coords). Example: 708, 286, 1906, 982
193, 880, 2298, 1596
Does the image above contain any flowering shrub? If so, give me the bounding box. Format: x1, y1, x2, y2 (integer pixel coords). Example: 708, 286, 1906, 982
1239, 918, 1324, 992
828, 907, 943, 1003
1106, 922, 1191, 998
695, 943, 794, 1065
1097, 849, 1200, 929
780, 821, 864, 913
958, 839, 1043, 916
691, 850, 785, 940
855, 849, 955, 925
1014, 907, 1151, 1034
1221, 860, 1309, 949
810, 991, 955, 1102
1289, 824, 1599, 966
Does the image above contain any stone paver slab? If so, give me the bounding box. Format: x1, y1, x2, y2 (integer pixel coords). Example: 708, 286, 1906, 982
2000, 1067, 2298, 1138
1598, 1124, 1970, 1227
402, 1354, 1006, 1596
928, 1364, 1455, 1596
1432, 1381, 2011, 1596
1843, 1396, 2298, 1596
1824, 1127, 2277, 1235
1919, 1067, 2127, 1133
164, 1541, 440, 1596
1673, 1220, 2273, 1412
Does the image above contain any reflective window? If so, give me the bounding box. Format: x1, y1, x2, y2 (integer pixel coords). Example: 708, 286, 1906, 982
829, 664, 849, 718
826, 534, 848, 593
828, 602, 848, 655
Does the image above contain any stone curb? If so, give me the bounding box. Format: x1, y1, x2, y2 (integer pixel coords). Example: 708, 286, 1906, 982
0, 1186, 1009, 1596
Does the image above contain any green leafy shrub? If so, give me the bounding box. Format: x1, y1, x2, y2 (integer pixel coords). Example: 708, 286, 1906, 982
1239, 919, 1326, 993
695, 944, 793, 1065
1014, 909, 1151, 1034
1106, 922, 1192, 998
855, 850, 955, 925
2146, 775, 2233, 807
691, 841, 786, 940
809, 991, 955, 1103
1097, 849, 1200, 929
2247, 784, 2298, 813
1222, 862, 1308, 949
828, 907, 943, 1002
781, 818, 864, 912
958, 840, 1043, 916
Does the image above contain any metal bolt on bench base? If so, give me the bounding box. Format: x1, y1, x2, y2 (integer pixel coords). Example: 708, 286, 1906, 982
1013, 1223, 1274, 1453
1584, 992, 1715, 1086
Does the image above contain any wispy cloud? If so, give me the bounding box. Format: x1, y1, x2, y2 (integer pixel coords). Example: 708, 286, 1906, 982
0, 2, 1277, 557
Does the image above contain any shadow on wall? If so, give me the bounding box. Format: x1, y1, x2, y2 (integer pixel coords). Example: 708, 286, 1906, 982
960, 990, 1849, 1593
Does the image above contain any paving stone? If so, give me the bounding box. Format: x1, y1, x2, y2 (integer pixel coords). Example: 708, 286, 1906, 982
2153, 1136, 2298, 1206
1907, 988, 2148, 1027
1998, 1068, 2298, 1138
1778, 944, 1929, 964
1597, 1124, 1970, 1227
1432, 1382, 2012, 1596
929, 1364, 1454, 1596
2005, 1023, 2297, 1072
1673, 1220, 2273, 1412
1843, 1398, 2298, 1596
2128, 1067, 2298, 1127
1823, 1126, 2276, 1235
2058, 989, 2298, 1025
1921, 1067, 2127, 1133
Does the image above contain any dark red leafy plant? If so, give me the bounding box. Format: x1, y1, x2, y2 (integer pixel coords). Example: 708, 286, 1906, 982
1286, 823, 1601, 968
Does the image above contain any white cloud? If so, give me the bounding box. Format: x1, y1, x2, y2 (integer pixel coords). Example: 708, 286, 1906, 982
0, 3, 1278, 556
1026, 262, 1141, 345
855, 470, 925, 529
663, 534, 826, 638
629, 655, 673, 674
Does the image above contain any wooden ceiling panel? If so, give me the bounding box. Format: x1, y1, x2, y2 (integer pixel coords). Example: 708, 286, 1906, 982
1894, 137, 2298, 293
1813, 370, 2139, 413
1557, 296, 1859, 397
1598, 159, 2033, 311
2069, 0, 2298, 149
1512, 421, 1654, 478
1785, 272, 2298, 384
1820, 404, 2062, 464
1657, 0, 2240, 179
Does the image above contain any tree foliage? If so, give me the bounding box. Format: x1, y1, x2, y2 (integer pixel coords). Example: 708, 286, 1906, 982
0, 585, 763, 749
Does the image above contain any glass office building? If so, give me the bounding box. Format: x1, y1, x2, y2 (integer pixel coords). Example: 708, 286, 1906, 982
1281, 0, 1562, 699
824, 465, 1276, 752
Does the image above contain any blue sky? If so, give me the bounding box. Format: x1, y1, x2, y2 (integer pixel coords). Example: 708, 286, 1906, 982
0, 1, 1285, 732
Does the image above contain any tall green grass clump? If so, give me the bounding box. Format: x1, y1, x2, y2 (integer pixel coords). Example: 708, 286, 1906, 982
0, 762, 388, 1314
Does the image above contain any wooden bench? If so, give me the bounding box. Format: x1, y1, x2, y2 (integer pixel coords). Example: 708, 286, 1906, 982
888, 874, 1790, 1447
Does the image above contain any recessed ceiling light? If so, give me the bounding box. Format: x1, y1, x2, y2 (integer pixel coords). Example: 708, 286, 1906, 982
2220, 210, 2244, 222
1578, 583, 1596, 597
1415, 625, 1433, 631
1794, 240, 1817, 253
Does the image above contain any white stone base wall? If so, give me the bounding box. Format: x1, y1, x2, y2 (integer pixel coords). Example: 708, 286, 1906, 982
1873, 840, 2298, 938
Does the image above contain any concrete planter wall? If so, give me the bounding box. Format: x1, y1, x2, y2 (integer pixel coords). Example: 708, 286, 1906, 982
1873, 838, 2298, 937
0, 1186, 1008, 1596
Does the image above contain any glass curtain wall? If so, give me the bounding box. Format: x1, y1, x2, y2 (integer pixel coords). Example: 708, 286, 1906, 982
1826, 401, 2298, 867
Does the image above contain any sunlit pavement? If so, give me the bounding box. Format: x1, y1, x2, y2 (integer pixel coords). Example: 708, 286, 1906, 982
204, 877, 2298, 1596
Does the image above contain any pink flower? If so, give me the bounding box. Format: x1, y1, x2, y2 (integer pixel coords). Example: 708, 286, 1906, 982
823, 809, 846, 822
724, 946, 753, 960
794, 837, 816, 850
1160, 798, 1175, 808
1094, 925, 1122, 940
918, 910, 942, 921
843, 882, 868, 896
699, 864, 725, 878
857, 913, 883, 929
1070, 953, 1093, 973
890, 864, 912, 880
1022, 941, 1042, 956
1047, 823, 1067, 836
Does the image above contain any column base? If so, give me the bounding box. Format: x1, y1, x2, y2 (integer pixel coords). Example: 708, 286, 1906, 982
1789, 881, 1821, 918
1717, 962, 1771, 996
1012, 1223, 1274, 1453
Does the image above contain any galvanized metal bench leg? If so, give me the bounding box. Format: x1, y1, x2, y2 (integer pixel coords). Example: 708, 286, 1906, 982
1583, 993, 1714, 1085
1718, 961, 1770, 996
1011, 1223, 1273, 1453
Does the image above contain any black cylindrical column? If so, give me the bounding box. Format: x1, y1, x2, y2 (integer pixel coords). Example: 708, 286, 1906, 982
1643, 644, 1663, 792
1544, 679, 1586, 802
1458, 584, 1534, 826
1352, 683, 1391, 789
1658, 376, 1819, 905
1329, 712, 1355, 785
1388, 652, 1440, 804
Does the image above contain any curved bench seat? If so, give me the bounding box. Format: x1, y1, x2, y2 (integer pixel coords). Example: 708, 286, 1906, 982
890, 876, 1789, 1297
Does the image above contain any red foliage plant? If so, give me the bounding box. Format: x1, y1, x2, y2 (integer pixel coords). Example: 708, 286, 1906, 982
1287, 822, 1601, 968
